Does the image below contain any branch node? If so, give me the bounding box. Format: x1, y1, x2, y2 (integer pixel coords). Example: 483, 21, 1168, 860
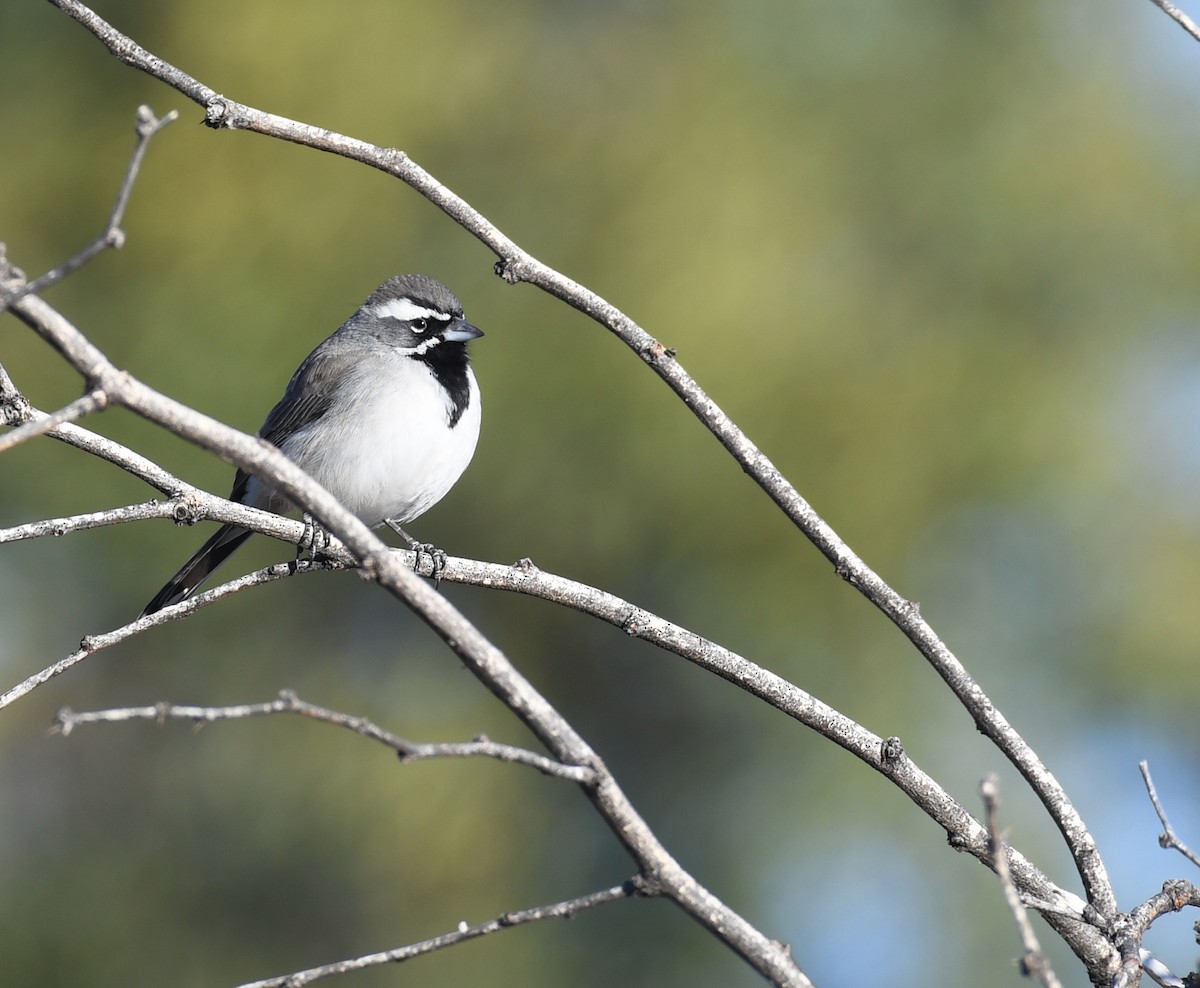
620, 609, 643, 637
1018, 951, 1051, 981
204, 97, 230, 128
880, 735, 905, 768
493, 257, 530, 284
512, 556, 539, 575
640, 339, 672, 363
946, 831, 970, 851
53, 706, 76, 736
1162, 878, 1195, 911
1139, 759, 1200, 868
134, 106, 179, 138
1080, 902, 1109, 931
0, 388, 31, 427
0, 242, 24, 282
170, 495, 204, 525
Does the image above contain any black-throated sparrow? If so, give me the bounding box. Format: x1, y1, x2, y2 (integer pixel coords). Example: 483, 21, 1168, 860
141, 273, 483, 616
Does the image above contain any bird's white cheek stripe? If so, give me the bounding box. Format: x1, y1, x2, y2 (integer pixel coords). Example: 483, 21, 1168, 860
409, 336, 442, 356
371, 297, 452, 323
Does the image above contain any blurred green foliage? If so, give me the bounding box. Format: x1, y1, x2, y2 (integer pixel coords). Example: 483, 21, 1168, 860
4, 1, 1200, 986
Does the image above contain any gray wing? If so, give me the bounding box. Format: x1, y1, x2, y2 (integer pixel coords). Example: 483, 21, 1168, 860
229, 343, 359, 502
144, 342, 362, 615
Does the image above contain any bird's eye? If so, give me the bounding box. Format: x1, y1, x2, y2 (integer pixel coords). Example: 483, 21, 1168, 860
411, 318, 428, 333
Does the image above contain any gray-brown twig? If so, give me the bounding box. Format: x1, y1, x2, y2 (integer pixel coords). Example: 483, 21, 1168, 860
0, 105, 176, 313
1139, 760, 1200, 868
53, 691, 596, 783
981, 774, 1062, 988
1146, 0, 1200, 43
234, 881, 644, 987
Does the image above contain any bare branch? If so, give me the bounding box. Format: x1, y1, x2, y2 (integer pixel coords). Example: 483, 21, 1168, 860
1146, 0, 1200, 42
981, 774, 1063, 988
0, 388, 108, 454
0, 105, 176, 314
39, 0, 1118, 919
0, 363, 190, 496
1139, 760, 1200, 868
234, 880, 643, 988
0, 493, 325, 549
0, 366, 341, 550
0, 405, 1095, 945
1112, 881, 1200, 988
53, 690, 597, 784
0, 529, 1095, 949
0, 562, 310, 710
4, 282, 807, 986
0, 500, 181, 544
428, 558, 1082, 914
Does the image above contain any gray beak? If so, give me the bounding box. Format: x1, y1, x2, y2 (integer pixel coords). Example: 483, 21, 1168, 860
443, 318, 484, 343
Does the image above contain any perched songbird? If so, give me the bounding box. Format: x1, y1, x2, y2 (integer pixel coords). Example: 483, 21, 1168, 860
141, 273, 483, 615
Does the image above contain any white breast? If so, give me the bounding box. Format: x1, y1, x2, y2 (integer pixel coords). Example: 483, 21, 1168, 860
275, 351, 480, 526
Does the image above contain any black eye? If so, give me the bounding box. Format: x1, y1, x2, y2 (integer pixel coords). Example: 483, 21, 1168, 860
411, 318, 428, 333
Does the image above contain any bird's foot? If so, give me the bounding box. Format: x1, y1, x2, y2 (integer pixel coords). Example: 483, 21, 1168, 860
382, 519, 448, 585
411, 543, 448, 584
297, 512, 332, 560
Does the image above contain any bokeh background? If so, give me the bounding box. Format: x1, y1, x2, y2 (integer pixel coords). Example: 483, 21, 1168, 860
3, 1, 1200, 985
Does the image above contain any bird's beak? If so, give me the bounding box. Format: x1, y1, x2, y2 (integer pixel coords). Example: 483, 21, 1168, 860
443, 318, 484, 343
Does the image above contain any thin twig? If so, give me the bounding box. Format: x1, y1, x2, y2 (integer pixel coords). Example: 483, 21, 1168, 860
0, 563, 309, 710
234, 880, 644, 988
0, 105, 176, 313
0, 495, 321, 548
53, 690, 597, 783
1146, 0, 1200, 42
980, 774, 1063, 988
39, 0, 1117, 920
0, 389, 108, 453
0, 363, 190, 496
1139, 760, 1200, 868
0, 500, 190, 544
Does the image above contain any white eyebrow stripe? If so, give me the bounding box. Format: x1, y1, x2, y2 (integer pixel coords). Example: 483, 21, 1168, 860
371, 297, 452, 323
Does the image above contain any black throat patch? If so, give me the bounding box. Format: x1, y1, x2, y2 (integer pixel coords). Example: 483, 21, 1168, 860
418, 341, 474, 427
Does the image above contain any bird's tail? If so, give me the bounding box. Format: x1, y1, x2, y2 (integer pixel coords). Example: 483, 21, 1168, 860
140, 524, 253, 617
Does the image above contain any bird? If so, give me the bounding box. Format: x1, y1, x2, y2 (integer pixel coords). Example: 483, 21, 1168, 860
141, 273, 483, 616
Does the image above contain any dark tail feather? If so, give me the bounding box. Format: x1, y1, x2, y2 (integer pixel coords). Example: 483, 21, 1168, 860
140, 524, 254, 616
